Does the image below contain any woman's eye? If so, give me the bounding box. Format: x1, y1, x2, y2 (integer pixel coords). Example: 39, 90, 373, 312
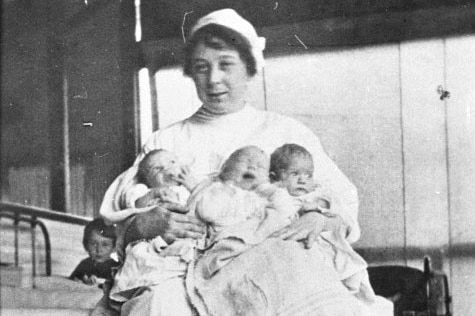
291, 172, 299, 177
193, 64, 208, 73
220, 62, 234, 69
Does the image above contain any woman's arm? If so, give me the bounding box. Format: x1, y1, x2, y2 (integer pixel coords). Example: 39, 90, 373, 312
289, 120, 360, 243
123, 205, 206, 245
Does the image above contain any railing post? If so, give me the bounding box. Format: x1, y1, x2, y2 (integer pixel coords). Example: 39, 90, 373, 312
14, 213, 19, 267
31, 217, 37, 288
36, 221, 52, 276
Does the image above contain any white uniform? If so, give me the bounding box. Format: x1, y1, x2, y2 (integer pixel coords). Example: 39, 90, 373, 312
100, 105, 360, 242
98, 105, 392, 316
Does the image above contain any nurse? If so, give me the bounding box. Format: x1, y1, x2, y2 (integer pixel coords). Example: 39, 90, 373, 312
95, 8, 384, 316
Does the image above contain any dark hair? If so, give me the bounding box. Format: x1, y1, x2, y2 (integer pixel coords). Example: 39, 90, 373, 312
137, 149, 167, 186
82, 218, 116, 250
270, 144, 313, 182
183, 24, 257, 77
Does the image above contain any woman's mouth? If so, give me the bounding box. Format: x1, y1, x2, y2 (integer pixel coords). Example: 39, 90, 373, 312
208, 91, 227, 99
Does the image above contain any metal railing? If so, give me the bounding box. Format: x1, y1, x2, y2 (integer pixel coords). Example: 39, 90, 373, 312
0, 201, 91, 280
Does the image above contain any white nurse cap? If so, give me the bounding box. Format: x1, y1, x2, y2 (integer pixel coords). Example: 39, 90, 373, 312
189, 8, 266, 73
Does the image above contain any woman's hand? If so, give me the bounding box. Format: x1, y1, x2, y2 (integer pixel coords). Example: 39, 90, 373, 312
271, 212, 326, 249
125, 205, 206, 245
161, 210, 207, 244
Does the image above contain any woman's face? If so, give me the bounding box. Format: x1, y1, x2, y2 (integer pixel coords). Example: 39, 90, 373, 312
190, 38, 251, 114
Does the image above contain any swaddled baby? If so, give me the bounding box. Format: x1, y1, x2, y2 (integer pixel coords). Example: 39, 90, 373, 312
270, 143, 375, 302
109, 149, 198, 302
188, 145, 299, 277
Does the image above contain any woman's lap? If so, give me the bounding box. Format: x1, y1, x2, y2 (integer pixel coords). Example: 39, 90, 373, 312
120, 278, 194, 316
103, 239, 390, 316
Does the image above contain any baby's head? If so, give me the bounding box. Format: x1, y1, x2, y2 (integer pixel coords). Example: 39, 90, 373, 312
219, 146, 270, 190
270, 144, 315, 196
137, 149, 181, 188
83, 218, 116, 264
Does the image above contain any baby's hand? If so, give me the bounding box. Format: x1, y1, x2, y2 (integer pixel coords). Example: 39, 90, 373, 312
302, 198, 330, 212
150, 187, 180, 204
175, 166, 198, 192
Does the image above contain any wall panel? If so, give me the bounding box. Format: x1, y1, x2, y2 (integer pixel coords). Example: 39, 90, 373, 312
400, 40, 450, 270
445, 35, 475, 316
264, 46, 405, 256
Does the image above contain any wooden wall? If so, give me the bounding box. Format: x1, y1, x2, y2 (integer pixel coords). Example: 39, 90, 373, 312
1, 1, 136, 217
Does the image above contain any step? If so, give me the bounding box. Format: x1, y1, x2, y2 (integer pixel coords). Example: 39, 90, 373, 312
0, 265, 30, 287
1, 276, 103, 309
0, 308, 91, 316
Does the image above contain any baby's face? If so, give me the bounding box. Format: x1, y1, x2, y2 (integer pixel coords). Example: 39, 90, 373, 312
221, 147, 270, 190
143, 151, 181, 188
86, 230, 115, 263
278, 155, 315, 196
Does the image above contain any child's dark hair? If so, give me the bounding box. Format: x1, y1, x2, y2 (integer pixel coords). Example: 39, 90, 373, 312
136, 149, 167, 185
82, 218, 116, 250
183, 24, 257, 77
270, 144, 313, 182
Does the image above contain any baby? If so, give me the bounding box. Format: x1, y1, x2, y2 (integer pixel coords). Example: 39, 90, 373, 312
270, 143, 332, 214
69, 218, 119, 286
270, 143, 375, 301
107, 149, 197, 302
126, 149, 196, 209
188, 145, 299, 277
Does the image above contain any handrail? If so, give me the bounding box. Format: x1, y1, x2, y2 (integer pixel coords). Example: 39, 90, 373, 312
0, 201, 91, 283
0, 201, 91, 225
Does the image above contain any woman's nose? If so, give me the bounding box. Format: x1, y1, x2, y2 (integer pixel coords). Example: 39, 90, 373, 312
208, 66, 224, 85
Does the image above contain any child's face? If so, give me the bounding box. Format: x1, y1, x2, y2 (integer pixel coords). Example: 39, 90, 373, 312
278, 154, 315, 196
86, 230, 115, 263
221, 147, 270, 190
143, 151, 181, 188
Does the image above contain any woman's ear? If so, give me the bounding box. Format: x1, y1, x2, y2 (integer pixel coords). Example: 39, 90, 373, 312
269, 171, 278, 182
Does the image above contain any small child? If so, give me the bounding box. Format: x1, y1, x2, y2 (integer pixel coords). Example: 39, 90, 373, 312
269, 143, 375, 302
69, 218, 119, 286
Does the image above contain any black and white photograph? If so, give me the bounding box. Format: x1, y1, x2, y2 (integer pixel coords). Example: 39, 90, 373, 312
1, 1, 474, 315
